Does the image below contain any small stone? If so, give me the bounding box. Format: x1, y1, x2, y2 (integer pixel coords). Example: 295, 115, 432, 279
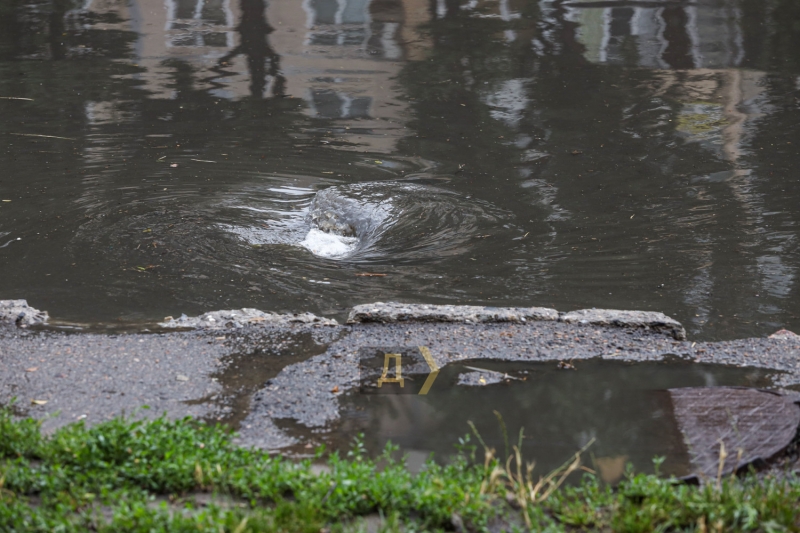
769, 329, 800, 340
176, 374, 189, 382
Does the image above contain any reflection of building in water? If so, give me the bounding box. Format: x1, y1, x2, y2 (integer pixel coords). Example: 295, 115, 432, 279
126, 0, 249, 99
63, 0, 129, 31
455, 0, 524, 43
649, 69, 768, 161
644, 69, 795, 328
564, 0, 744, 69
76, 0, 431, 150
267, 0, 431, 151
535, 0, 795, 327
165, 0, 236, 48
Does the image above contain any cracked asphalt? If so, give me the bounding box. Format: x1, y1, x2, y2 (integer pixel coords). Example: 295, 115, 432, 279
2, 316, 800, 450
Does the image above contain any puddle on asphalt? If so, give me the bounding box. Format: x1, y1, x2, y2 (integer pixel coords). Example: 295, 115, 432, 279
186, 331, 333, 428
315, 358, 779, 481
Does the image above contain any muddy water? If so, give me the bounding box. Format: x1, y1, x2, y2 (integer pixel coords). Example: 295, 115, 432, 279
1, 0, 800, 339
332, 358, 776, 479
188, 330, 334, 427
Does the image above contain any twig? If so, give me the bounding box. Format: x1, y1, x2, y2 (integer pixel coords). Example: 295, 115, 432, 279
9, 133, 76, 141
320, 482, 337, 504
463, 366, 522, 380
0, 97, 33, 101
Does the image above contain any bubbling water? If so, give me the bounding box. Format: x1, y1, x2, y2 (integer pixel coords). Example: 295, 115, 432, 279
300, 181, 508, 262
300, 228, 358, 259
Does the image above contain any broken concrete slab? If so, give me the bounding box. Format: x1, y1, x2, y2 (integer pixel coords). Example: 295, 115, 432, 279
669, 387, 800, 480
0, 300, 48, 327
347, 302, 559, 324
159, 308, 338, 329
561, 308, 686, 340
348, 303, 686, 340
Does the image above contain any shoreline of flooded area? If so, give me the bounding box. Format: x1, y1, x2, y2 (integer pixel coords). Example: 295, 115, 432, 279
3, 301, 800, 469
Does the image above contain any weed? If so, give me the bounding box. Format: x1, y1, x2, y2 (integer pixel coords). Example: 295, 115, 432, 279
1, 406, 800, 532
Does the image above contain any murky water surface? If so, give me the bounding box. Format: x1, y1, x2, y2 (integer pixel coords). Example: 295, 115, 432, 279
332, 358, 776, 478
190, 330, 334, 427
1, 0, 800, 339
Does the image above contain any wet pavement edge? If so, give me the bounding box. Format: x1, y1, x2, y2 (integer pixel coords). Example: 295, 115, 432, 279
1, 300, 799, 451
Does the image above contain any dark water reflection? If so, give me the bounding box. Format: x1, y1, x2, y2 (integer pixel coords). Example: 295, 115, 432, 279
335, 358, 776, 479
1, 0, 799, 339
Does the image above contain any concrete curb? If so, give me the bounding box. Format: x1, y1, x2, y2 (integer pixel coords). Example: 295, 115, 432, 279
347, 302, 685, 339
560, 308, 686, 340
1, 300, 685, 339
347, 302, 559, 325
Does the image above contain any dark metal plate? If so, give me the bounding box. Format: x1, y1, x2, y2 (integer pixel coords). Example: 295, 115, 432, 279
669, 387, 800, 480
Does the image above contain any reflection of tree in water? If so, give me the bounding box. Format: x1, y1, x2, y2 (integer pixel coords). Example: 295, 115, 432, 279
48, 0, 67, 60
390, 0, 800, 338
336, 360, 773, 477
217, 0, 286, 98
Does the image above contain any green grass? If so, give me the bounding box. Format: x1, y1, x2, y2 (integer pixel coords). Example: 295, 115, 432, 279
0, 406, 799, 532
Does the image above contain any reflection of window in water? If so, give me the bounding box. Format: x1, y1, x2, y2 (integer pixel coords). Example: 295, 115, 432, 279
597, 7, 635, 64
571, 4, 743, 69
608, 8, 634, 52
305, 0, 371, 46
307, 0, 369, 25
366, 22, 400, 59
165, 0, 234, 48
309, 0, 341, 25
303, 0, 402, 58
310, 27, 367, 46
309, 89, 371, 119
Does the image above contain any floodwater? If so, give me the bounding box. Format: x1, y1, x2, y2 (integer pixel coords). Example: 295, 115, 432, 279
333, 358, 776, 479
1, 0, 800, 339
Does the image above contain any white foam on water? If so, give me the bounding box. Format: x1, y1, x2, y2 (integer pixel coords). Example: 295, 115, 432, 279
300, 228, 358, 259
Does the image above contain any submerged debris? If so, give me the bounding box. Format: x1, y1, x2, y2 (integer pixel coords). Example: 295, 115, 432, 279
0, 299, 49, 327
457, 367, 515, 386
